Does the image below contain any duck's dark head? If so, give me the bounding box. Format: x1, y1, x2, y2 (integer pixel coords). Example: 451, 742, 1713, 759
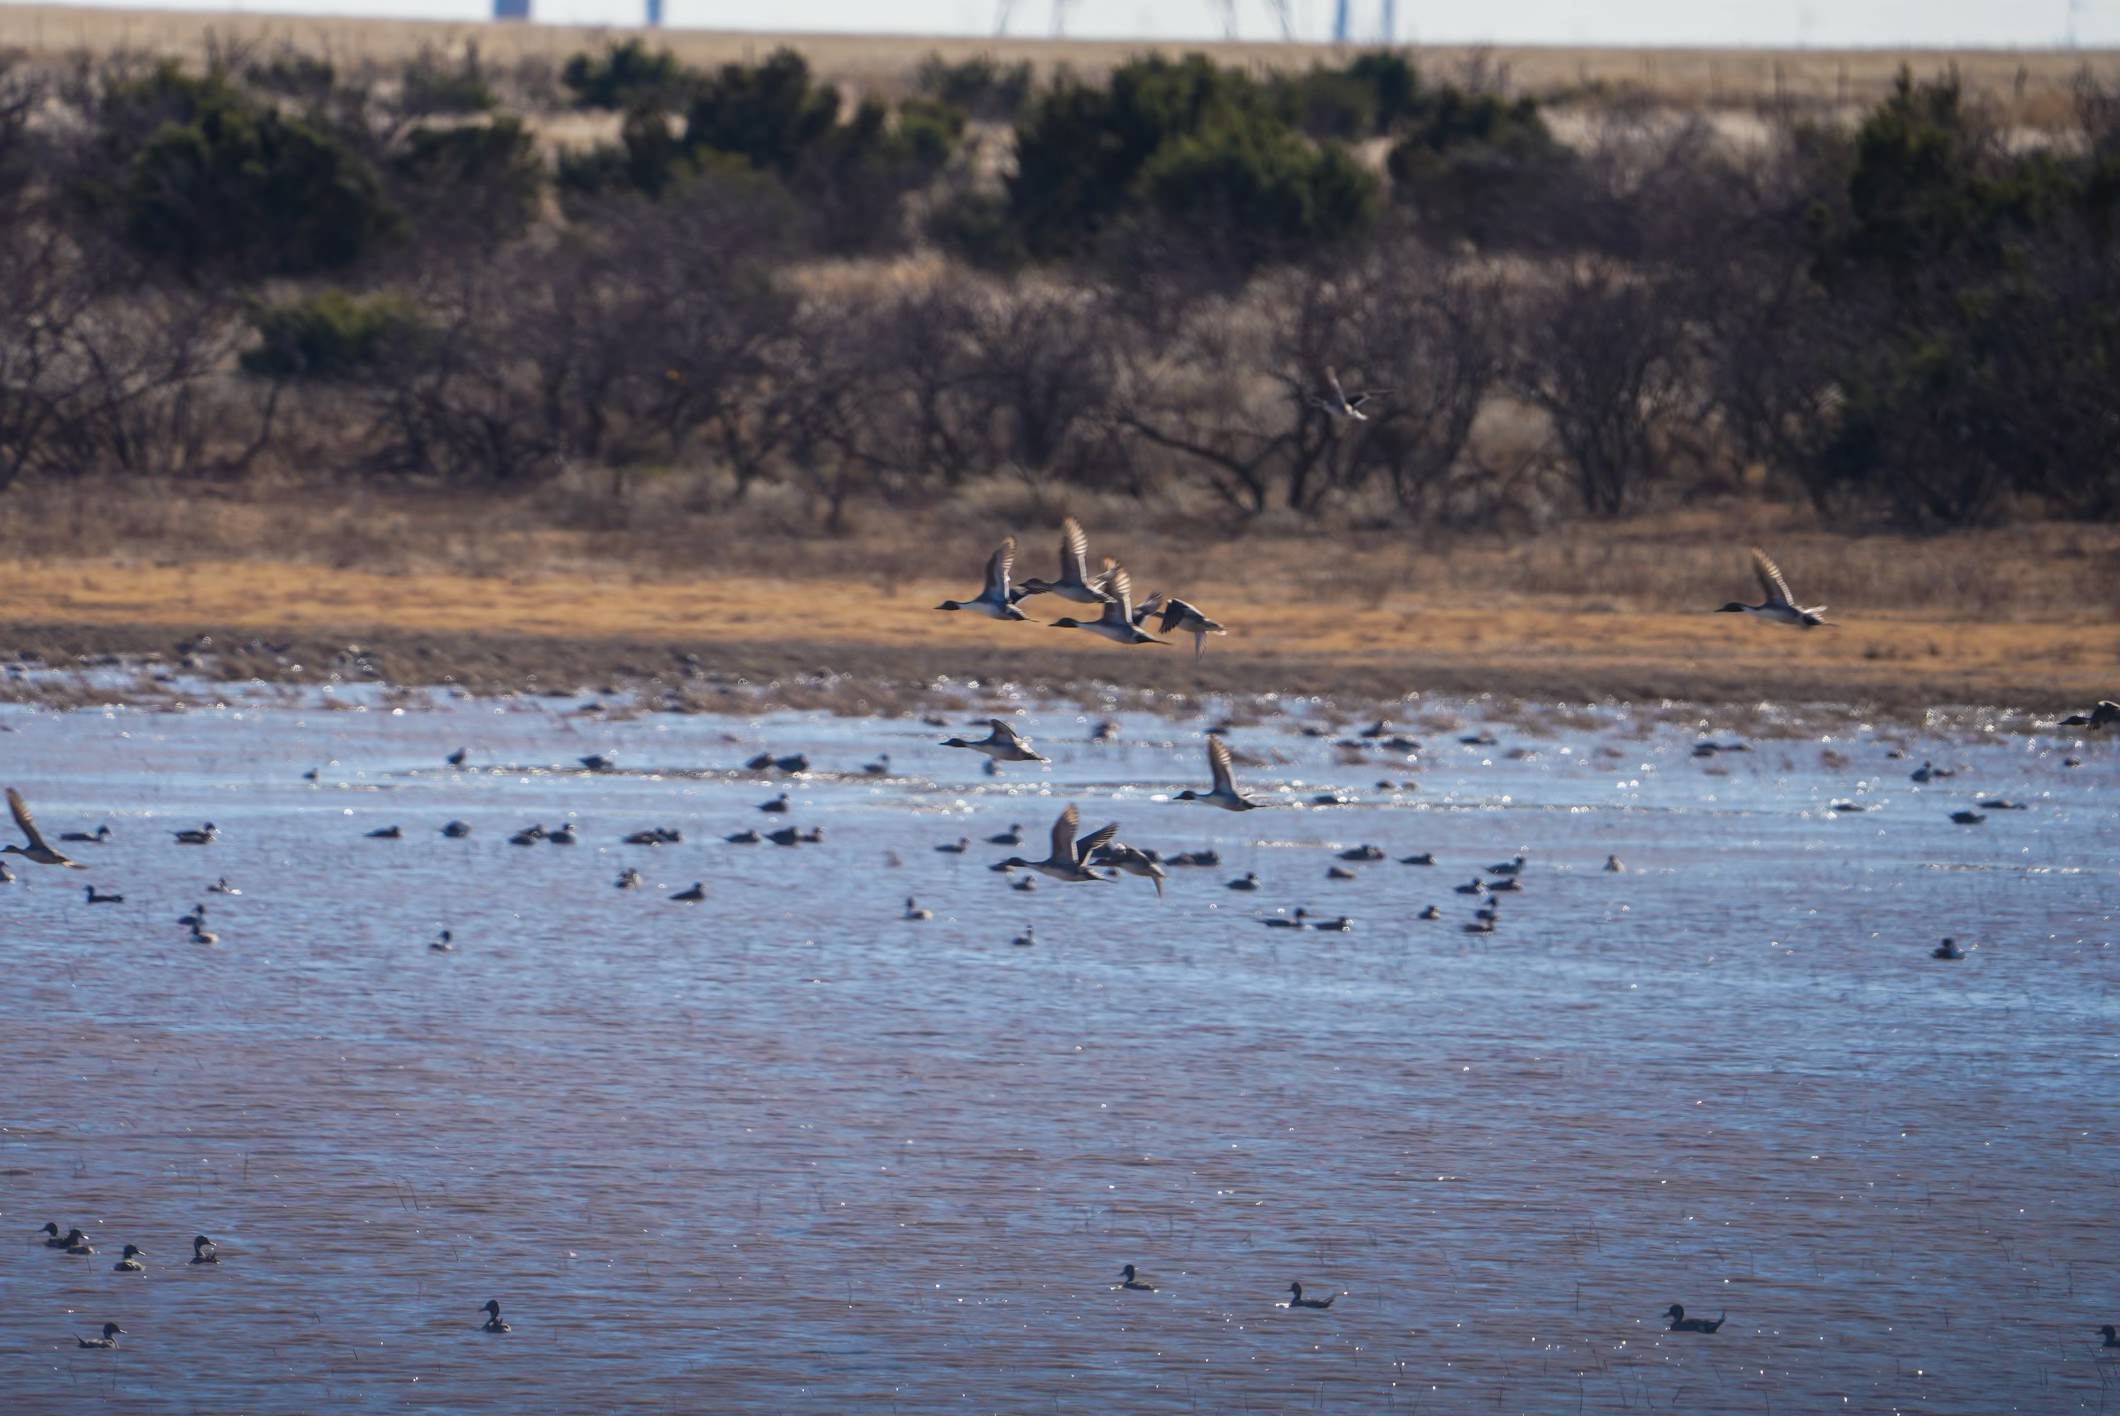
1288, 1282, 1304, 1297
1174, 789, 1201, 802
1664, 1304, 1684, 1319
1121, 1264, 1136, 1280
482, 1300, 502, 1317
64, 1228, 87, 1244
997, 856, 1032, 870
941, 737, 969, 749
39, 1222, 58, 1236
2101, 1324, 2117, 1340
935, 600, 964, 612
1051, 617, 1083, 629
103, 1323, 123, 1338
193, 1234, 214, 1252
1715, 602, 1747, 614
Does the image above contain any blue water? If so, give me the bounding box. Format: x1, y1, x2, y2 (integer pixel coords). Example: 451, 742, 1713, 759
3, 690, 2115, 1413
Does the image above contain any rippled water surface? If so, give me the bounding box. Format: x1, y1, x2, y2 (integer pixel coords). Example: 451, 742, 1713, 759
3, 688, 2116, 1413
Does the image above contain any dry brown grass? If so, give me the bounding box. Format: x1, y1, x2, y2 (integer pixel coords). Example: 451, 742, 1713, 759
1, 479, 2111, 713
3, 5, 2114, 123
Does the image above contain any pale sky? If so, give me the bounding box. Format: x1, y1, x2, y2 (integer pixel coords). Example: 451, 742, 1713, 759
32, 0, 2120, 48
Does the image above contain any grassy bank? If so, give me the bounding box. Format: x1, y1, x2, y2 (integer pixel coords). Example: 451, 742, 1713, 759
2, 482, 2111, 716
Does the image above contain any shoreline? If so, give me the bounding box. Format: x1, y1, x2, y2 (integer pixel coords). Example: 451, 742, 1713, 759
3, 556, 2111, 725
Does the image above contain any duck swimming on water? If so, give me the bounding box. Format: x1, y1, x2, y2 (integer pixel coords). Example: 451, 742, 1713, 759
190, 1235, 219, 1265
1286, 1282, 1336, 1309
480, 1300, 510, 1333
1118, 1263, 1157, 1291
114, 1244, 146, 1273
1663, 1304, 1724, 1333
84, 885, 124, 904
76, 1323, 122, 1349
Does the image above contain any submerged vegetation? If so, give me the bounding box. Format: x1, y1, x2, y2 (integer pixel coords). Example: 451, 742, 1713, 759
0, 36, 2113, 528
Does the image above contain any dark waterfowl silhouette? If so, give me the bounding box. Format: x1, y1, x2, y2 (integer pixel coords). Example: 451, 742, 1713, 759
480, 1300, 510, 1333
671, 882, 707, 903
943, 720, 1049, 764
1932, 937, 1965, 960
996, 805, 1116, 883
113, 1244, 146, 1273
1118, 1263, 1157, 1291
1664, 1304, 1723, 1333
59, 824, 112, 844
84, 885, 124, 904
190, 1235, 219, 1265
1176, 737, 1264, 812
1287, 1282, 1336, 1309
76, 1323, 123, 1349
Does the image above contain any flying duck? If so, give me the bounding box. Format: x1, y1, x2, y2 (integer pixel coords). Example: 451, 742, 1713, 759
4, 789, 88, 869
1051, 568, 1167, 647
1176, 737, 1265, 812
480, 1299, 510, 1333
172, 823, 218, 845
84, 885, 124, 904
1664, 1304, 1724, 1333
1146, 595, 1228, 659
190, 1235, 219, 1264
937, 536, 1032, 621
942, 720, 1049, 764
113, 1244, 146, 1273
995, 804, 1117, 883
1716, 547, 1828, 628
1118, 1263, 1157, 1291
1307, 366, 1382, 421
1286, 1281, 1336, 1309
1090, 835, 1167, 896
76, 1323, 123, 1349
1014, 517, 1114, 606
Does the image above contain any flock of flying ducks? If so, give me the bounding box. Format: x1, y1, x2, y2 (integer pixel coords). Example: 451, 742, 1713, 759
9, 526, 2115, 1357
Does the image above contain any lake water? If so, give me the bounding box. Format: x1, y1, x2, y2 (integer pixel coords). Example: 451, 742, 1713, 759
3, 685, 2116, 1413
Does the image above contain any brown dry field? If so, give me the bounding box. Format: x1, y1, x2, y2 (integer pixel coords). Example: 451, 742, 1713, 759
2, 483, 2112, 717
4, 4, 2116, 121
